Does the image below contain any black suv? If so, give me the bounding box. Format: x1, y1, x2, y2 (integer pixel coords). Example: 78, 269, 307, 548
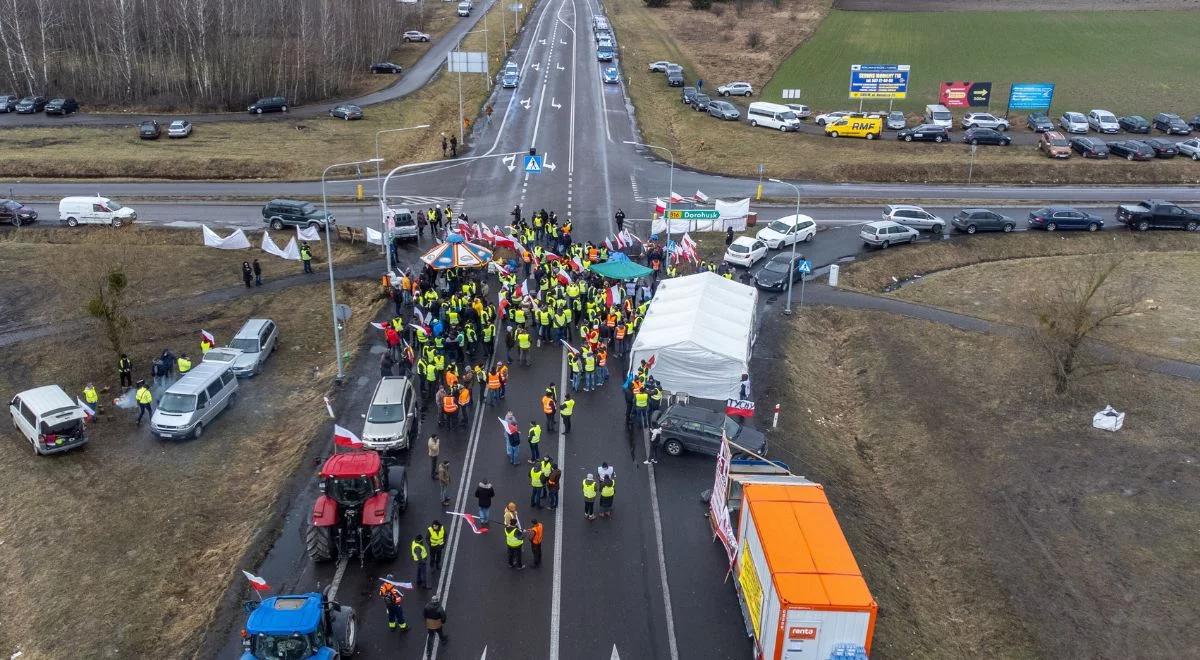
1069, 136, 1108, 159
248, 96, 288, 114
689, 93, 711, 112
651, 403, 767, 458
1152, 112, 1190, 135
0, 199, 38, 226
138, 120, 161, 139
680, 86, 697, 105
1118, 115, 1150, 134
44, 97, 78, 115
261, 199, 334, 230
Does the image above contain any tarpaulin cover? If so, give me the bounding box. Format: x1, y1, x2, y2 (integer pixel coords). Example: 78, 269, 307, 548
588, 259, 653, 280
202, 225, 250, 250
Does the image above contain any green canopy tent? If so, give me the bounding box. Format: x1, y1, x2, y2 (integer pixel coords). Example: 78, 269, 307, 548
588, 254, 653, 280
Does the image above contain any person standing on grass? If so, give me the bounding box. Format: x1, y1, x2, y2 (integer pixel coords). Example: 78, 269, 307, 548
253, 259, 263, 286
474, 478, 495, 527
449, 134, 458, 158
117, 353, 133, 389
300, 242, 313, 274
441, 133, 448, 158
437, 459, 452, 506
427, 435, 440, 479
241, 261, 253, 288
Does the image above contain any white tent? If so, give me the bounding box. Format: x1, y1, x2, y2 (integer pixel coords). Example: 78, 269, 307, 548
629, 271, 758, 400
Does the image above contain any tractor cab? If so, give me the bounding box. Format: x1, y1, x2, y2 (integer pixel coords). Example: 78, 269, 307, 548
241, 592, 356, 660
307, 451, 407, 563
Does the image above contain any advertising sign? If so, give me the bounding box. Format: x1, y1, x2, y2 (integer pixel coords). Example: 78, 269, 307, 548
738, 538, 764, 638
848, 64, 910, 100
1008, 82, 1055, 110
939, 81, 992, 108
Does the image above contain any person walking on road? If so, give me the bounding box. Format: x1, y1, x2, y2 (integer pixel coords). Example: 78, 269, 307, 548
411, 534, 430, 589
505, 523, 525, 569
475, 478, 495, 527
241, 261, 253, 288
559, 393, 575, 434
528, 518, 544, 568
134, 380, 153, 426
582, 474, 598, 520
504, 411, 520, 465
599, 477, 616, 519
546, 462, 562, 509
529, 461, 545, 509
423, 595, 449, 658
380, 350, 396, 378
436, 460, 452, 506
427, 520, 446, 571
634, 387, 650, 427
427, 435, 440, 479
485, 103, 494, 125
379, 575, 409, 631
646, 428, 662, 465
526, 420, 542, 464
614, 209, 626, 232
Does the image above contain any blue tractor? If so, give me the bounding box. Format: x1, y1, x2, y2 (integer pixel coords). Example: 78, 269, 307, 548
240, 592, 357, 659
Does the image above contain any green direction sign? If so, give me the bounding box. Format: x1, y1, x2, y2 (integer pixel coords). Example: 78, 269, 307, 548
667, 209, 719, 220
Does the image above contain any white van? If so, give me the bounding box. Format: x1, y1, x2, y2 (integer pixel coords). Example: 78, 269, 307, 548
59, 195, 137, 227
747, 102, 801, 132
456, 1, 471, 15
924, 104, 953, 130
10, 385, 89, 455
150, 363, 239, 440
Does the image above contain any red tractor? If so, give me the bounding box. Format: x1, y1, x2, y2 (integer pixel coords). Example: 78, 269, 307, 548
305, 451, 408, 563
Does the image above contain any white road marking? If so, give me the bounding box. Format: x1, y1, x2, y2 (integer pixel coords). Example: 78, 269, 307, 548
644, 434, 680, 660
521, 97, 532, 109
548, 343, 569, 660
557, 62, 565, 70
551, 97, 562, 109
327, 557, 349, 601
480, 646, 488, 659
611, 645, 620, 660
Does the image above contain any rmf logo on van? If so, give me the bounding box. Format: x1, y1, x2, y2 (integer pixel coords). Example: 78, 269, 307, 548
788, 626, 818, 640
852, 122, 873, 130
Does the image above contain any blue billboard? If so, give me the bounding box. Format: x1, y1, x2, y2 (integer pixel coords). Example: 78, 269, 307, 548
849, 64, 910, 100
1007, 82, 1055, 110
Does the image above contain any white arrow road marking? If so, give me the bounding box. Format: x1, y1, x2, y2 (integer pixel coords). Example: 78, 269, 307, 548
539, 38, 547, 44
551, 98, 561, 109
521, 98, 532, 110
611, 645, 620, 660
544, 161, 557, 171
502, 154, 517, 172
557, 62, 565, 70
560, 38, 568, 45
480, 646, 488, 660
532, 62, 541, 71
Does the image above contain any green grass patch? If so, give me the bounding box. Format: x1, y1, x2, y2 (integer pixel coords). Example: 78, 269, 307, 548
764, 9, 1200, 116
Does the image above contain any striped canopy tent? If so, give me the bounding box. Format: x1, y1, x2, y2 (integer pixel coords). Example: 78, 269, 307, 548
419, 233, 493, 269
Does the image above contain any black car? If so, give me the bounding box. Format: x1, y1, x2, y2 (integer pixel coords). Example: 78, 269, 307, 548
1070, 136, 1109, 159
651, 403, 767, 458
666, 71, 684, 87
1108, 140, 1155, 161
261, 198, 334, 230
329, 104, 363, 120
15, 96, 46, 113
1026, 112, 1053, 132
1191, 115, 1200, 131
1118, 115, 1151, 134
962, 127, 1010, 146
1143, 138, 1178, 158
952, 208, 1015, 234
1028, 206, 1104, 232
689, 93, 711, 111
680, 86, 697, 105
1152, 112, 1190, 135
248, 96, 288, 114
370, 62, 403, 74
752, 253, 805, 291
0, 94, 17, 112
897, 124, 948, 143
43, 97, 78, 115
138, 120, 161, 140
0, 198, 38, 226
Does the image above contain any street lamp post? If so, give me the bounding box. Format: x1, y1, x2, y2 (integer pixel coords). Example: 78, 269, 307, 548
624, 140, 674, 245
322, 157, 383, 382
769, 178, 803, 315
374, 125, 431, 274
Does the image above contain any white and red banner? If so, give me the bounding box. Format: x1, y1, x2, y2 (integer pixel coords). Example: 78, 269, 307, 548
555, 269, 572, 286
379, 577, 415, 590
669, 192, 684, 204
708, 431, 737, 564
242, 570, 271, 592
604, 285, 622, 307
725, 399, 756, 418
333, 424, 363, 449
447, 510, 490, 534
201, 329, 216, 345
653, 198, 666, 215
693, 190, 709, 203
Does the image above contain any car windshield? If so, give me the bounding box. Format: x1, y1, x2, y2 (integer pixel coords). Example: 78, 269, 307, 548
767, 220, 793, 233
230, 337, 261, 353
106, 200, 123, 211
158, 392, 197, 414
367, 402, 407, 424
727, 243, 748, 254
300, 203, 319, 215
933, 112, 950, 120
252, 633, 315, 660
722, 417, 741, 438
329, 476, 373, 506
2, 200, 19, 210
1050, 138, 1068, 146
170, 121, 184, 128
762, 260, 789, 273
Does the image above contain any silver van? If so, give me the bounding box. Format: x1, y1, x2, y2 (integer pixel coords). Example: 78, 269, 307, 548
457, 1, 471, 15
9, 385, 89, 455
228, 318, 279, 377
388, 207, 418, 242
924, 104, 953, 130
150, 363, 239, 439
361, 377, 420, 452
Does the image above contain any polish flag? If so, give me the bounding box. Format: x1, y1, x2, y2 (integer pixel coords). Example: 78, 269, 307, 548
201, 329, 216, 345
569, 256, 584, 272
379, 577, 415, 590
370, 322, 388, 330
447, 511, 490, 534
495, 261, 512, 276
498, 417, 518, 435
620, 229, 642, 246
645, 354, 656, 370
654, 198, 666, 215
498, 293, 510, 319
693, 190, 709, 203
476, 223, 494, 244
409, 323, 430, 338
543, 251, 561, 262
515, 279, 529, 298
76, 397, 95, 418
493, 231, 517, 250
669, 192, 684, 204
555, 269, 572, 286
603, 236, 614, 251
614, 232, 627, 249
242, 570, 271, 592
333, 425, 364, 449
605, 285, 622, 307
560, 339, 580, 355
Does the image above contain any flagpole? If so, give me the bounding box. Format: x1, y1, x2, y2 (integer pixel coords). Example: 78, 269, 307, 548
623, 141, 675, 246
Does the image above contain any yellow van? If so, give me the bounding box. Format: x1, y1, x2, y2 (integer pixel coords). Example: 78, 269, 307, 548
824, 114, 883, 140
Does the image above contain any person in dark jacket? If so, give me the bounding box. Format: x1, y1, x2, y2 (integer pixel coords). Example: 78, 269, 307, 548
474, 478, 495, 527
252, 259, 263, 286
725, 227, 735, 247
241, 261, 253, 288
423, 596, 448, 658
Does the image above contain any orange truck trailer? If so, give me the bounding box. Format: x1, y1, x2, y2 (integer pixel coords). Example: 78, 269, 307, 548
733, 481, 877, 660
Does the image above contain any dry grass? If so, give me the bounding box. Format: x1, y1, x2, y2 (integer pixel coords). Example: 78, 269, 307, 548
767, 308, 1200, 657
0, 277, 383, 659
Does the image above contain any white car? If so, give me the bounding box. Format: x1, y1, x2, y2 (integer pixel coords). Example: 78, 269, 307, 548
1178, 138, 1200, 160
723, 236, 768, 267
718, 82, 753, 97
403, 30, 431, 42
755, 214, 817, 249
815, 111, 851, 126
1086, 109, 1120, 134
1059, 112, 1089, 134
167, 119, 192, 138
648, 61, 674, 72
597, 36, 613, 48
882, 204, 946, 233
784, 103, 811, 119
860, 221, 918, 249
961, 112, 1008, 131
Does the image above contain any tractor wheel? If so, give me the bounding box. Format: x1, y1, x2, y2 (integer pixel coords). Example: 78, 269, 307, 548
330, 605, 358, 657
370, 500, 402, 560
305, 523, 336, 562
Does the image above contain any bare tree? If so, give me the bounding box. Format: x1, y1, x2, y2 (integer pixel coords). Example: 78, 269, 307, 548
87, 265, 132, 362
1032, 257, 1143, 394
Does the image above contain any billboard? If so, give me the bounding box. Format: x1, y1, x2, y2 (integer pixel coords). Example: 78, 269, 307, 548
849, 64, 910, 100
447, 51, 487, 73
939, 81, 992, 108
1007, 82, 1055, 110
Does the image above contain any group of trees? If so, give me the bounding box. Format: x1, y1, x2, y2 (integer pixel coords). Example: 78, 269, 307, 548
0, 0, 425, 110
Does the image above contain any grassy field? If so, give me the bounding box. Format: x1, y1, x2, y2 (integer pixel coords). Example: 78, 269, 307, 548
763, 10, 1200, 116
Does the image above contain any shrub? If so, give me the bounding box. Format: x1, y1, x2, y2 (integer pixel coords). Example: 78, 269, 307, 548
747, 30, 763, 50
691, 0, 712, 8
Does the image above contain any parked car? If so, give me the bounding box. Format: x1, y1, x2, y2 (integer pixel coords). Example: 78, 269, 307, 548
815, 111, 851, 126
751, 253, 807, 292
150, 363, 239, 440
689, 93, 711, 111
59, 195, 137, 227
596, 36, 613, 49
43, 97, 78, 115
261, 198, 334, 230
370, 62, 403, 74
247, 96, 288, 114
0, 94, 17, 112
1143, 137, 1178, 158
825, 114, 882, 140
227, 318, 279, 377
9, 385, 88, 455
717, 82, 753, 97
138, 120, 161, 140
1026, 112, 1054, 132
755, 214, 816, 249
747, 102, 800, 132
1190, 115, 1200, 131
596, 46, 614, 62
15, 96, 47, 113
651, 403, 767, 458
0, 198, 38, 226
1108, 140, 1155, 161
723, 236, 767, 267
648, 60, 674, 72
330, 104, 363, 120
1152, 112, 1190, 135
1177, 138, 1200, 160
885, 111, 906, 130
680, 86, 697, 104
707, 100, 740, 121
883, 204, 945, 233
1059, 112, 1088, 134
167, 119, 193, 138
1118, 115, 1151, 134
402, 30, 431, 42
952, 208, 1015, 234
1038, 131, 1071, 158
1069, 136, 1109, 159
962, 127, 1011, 146
859, 220, 919, 249
666, 71, 684, 87
896, 124, 948, 143
602, 66, 620, 84
961, 112, 1008, 130
1027, 206, 1103, 232
457, 1, 471, 15
501, 62, 520, 88
360, 376, 420, 452
1115, 200, 1200, 231
663, 64, 682, 77
784, 103, 811, 119
1086, 109, 1120, 133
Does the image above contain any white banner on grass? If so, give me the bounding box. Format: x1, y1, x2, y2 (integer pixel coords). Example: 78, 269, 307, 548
296, 225, 321, 241
262, 232, 301, 260
202, 225, 251, 250
366, 227, 384, 245
652, 215, 747, 235
715, 197, 750, 221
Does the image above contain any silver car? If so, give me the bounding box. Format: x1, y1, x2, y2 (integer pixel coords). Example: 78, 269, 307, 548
707, 100, 740, 120
167, 119, 193, 138
227, 318, 278, 377
883, 204, 946, 233
361, 377, 419, 452
961, 113, 1009, 130
885, 111, 906, 130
